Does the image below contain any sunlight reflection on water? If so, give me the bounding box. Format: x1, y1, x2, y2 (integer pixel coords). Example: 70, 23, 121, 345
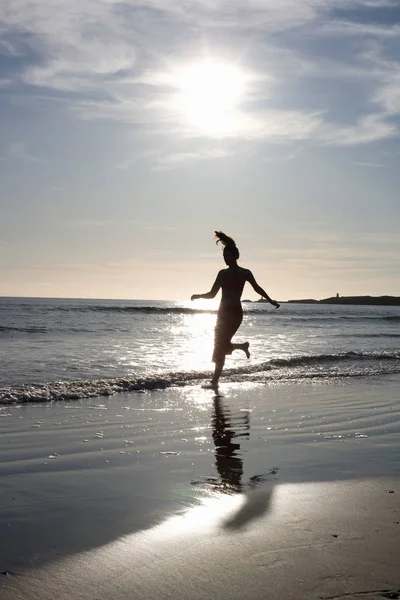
172, 312, 216, 371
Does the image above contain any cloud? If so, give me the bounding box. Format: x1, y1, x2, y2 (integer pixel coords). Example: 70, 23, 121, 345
1, 0, 400, 150
151, 148, 234, 168
319, 21, 400, 38
353, 160, 387, 167
6, 141, 45, 164
0, 262, 100, 272
62, 218, 138, 227
373, 73, 400, 114
63, 218, 177, 230
286, 229, 400, 248
318, 113, 397, 145
74, 220, 122, 227
115, 144, 236, 170
270, 229, 400, 277
140, 224, 179, 231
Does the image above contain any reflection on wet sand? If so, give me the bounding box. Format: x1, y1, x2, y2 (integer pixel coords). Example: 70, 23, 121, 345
212, 396, 250, 493
210, 396, 275, 529
191, 394, 275, 529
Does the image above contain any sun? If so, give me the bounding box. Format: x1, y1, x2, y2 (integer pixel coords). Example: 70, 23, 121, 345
172, 60, 249, 136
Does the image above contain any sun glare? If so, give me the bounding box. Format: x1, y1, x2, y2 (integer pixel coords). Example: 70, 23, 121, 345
176, 311, 216, 371
172, 60, 249, 136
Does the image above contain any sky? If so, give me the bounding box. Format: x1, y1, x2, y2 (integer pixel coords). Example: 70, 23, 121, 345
0, 0, 399, 301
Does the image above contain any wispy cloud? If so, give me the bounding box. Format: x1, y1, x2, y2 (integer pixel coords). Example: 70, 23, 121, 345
353, 160, 387, 167
373, 74, 400, 114
64, 219, 138, 227
75, 220, 124, 227
63, 218, 177, 230
1, 0, 400, 152
5, 141, 45, 164
318, 114, 397, 146
150, 147, 236, 169
269, 229, 400, 278
141, 224, 179, 231
319, 21, 400, 38
116, 144, 236, 170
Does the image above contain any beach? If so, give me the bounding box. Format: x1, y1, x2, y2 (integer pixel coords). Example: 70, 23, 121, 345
3, 0, 400, 594
1, 377, 399, 599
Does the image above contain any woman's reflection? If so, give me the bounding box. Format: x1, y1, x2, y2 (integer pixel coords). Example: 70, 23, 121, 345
212, 396, 250, 493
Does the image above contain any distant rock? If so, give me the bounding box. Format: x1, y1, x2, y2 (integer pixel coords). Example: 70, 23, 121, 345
287, 296, 400, 306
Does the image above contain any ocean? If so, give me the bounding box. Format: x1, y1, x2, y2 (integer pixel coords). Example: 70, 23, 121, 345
1, 296, 400, 583
1, 296, 399, 404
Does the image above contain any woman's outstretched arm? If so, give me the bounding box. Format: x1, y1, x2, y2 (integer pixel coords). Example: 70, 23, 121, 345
246, 271, 280, 308
191, 271, 222, 301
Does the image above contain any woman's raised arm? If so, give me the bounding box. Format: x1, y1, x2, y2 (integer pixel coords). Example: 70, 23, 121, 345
246, 271, 279, 308
191, 271, 223, 301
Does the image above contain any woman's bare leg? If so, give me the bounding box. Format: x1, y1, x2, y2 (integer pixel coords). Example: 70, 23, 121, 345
211, 362, 224, 388
232, 342, 250, 359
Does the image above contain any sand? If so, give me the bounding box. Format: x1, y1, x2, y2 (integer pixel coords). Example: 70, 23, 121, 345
1, 378, 399, 599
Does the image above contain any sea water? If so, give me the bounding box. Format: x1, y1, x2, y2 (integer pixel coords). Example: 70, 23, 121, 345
1, 297, 399, 403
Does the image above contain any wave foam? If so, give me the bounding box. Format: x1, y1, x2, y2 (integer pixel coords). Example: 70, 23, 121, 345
1, 351, 399, 405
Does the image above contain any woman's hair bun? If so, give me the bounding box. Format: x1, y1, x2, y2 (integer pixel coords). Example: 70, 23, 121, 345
214, 231, 237, 248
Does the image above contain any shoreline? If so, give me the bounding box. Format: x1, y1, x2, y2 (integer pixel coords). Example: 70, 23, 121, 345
1, 377, 399, 576
2, 358, 400, 405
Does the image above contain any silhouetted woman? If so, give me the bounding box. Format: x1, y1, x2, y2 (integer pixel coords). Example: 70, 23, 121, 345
191, 231, 279, 388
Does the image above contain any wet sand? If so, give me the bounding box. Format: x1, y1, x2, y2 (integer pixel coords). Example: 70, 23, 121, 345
1, 378, 399, 598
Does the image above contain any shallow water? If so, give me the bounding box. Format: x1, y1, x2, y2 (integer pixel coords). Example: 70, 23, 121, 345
1, 297, 399, 403
1, 377, 399, 484
0, 376, 399, 572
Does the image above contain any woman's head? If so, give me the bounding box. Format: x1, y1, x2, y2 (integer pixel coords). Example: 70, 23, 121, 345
214, 231, 240, 265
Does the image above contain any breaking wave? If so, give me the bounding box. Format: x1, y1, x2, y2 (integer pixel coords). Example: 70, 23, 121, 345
0, 325, 48, 334
45, 306, 400, 320
1, 351, 399, 405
